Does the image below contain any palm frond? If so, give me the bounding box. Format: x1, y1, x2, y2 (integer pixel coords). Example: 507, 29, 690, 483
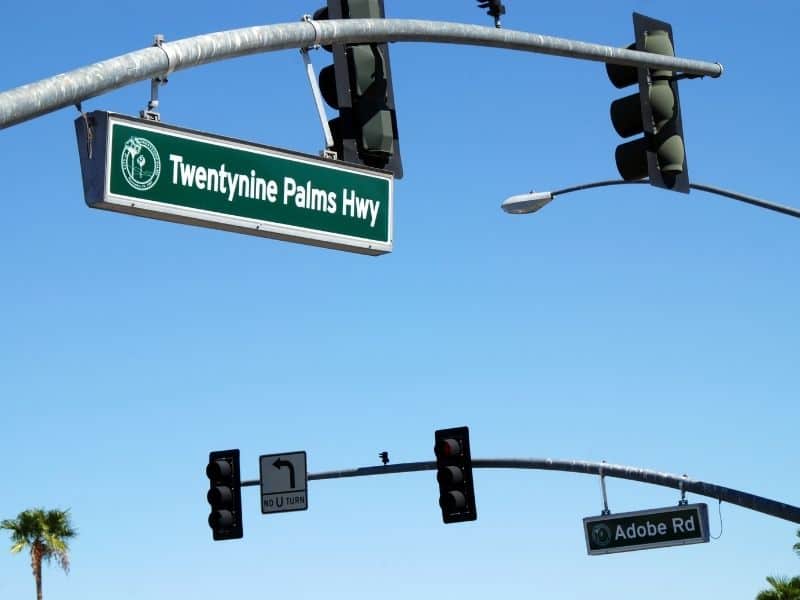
56, 549, 70, 573
765, 575, 786, 588
757, 575, 800, 600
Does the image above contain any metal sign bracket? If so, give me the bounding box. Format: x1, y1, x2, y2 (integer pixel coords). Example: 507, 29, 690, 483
74, 102, 95, 159
140, 34, 172, 122
599, 462, 611, 515
300, 15, 337, 159
678, 474, 689, 505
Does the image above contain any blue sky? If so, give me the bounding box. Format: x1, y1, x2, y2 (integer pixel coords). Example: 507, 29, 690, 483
1, 1, 798, 598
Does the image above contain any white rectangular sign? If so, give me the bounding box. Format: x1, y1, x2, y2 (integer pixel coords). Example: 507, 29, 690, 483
259, 451, 308, 514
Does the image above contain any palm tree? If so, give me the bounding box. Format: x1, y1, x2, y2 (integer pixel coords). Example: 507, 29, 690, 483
794, 529, 800, 557
756, 575, 800, 600
1, 508, 77, 600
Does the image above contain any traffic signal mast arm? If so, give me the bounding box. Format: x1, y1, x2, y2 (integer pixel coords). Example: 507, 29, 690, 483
240, 457, 800, 525
0, 18, 721, 130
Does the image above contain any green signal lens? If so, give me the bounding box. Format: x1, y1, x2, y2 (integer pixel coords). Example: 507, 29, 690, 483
656, 134, 685, 174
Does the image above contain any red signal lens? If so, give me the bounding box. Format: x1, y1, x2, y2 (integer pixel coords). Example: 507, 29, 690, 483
435, 438, 461, 458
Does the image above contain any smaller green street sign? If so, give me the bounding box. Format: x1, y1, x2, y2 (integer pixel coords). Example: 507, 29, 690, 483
584, 503, 709, 555
75, 112, 393, 255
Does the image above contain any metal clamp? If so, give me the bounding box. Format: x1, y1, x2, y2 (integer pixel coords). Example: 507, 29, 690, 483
154, 34, 175, 79
140, 34, 171, 121
302, 14, 322, 50
599, 462, 611, 515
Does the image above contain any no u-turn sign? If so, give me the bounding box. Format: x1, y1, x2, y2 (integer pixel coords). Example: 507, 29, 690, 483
259, 451, 308, 514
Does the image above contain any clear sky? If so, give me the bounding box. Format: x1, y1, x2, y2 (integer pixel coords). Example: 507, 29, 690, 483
1, 1, 798, 598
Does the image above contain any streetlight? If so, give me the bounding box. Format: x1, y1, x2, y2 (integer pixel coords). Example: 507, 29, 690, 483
501, 179, 800, 219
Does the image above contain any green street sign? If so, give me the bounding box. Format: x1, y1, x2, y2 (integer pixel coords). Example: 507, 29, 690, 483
75, 112, 393, 255
584, 503, 709, 555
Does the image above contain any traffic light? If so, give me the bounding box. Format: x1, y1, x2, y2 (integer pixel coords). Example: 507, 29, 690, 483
205, 449, 243, 541
315, 0, 403, 178
607, 13, 689, 193
476, 0, 506, 25
434, 426, 477, 524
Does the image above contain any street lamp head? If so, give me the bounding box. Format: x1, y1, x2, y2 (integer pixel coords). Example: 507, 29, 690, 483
501, 191, 554, 214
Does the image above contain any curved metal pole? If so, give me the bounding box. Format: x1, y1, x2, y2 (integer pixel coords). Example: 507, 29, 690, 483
689, 182, 800, 219
507, 179, 800, 219
242, 457, 800, 524
551, 179, 648, 196
0, 18, 722, 130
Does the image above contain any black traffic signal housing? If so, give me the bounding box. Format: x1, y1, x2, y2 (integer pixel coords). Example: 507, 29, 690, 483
434, 426, 477, 524
315, 0, 403, 178
477, 0, 506, 24
206, 449, 243, 541
607, 13, 689, 193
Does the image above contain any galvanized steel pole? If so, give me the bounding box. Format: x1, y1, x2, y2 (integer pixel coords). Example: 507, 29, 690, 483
0, 18, 722, 130
243, 457, 800, 524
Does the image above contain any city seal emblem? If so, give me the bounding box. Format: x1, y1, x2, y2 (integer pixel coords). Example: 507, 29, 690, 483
590, 523, 612, 547
120, 136, 161, 191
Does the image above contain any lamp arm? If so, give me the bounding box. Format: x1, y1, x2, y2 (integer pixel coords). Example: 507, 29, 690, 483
548, 179, 800, 220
